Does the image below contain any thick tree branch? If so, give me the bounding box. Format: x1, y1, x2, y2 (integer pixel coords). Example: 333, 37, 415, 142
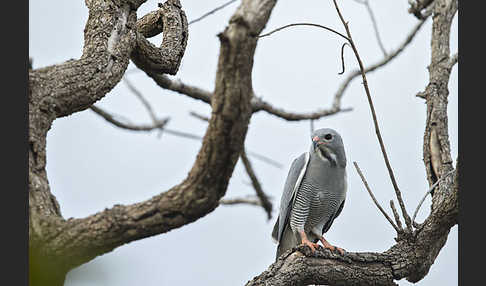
36, 0, 278, 272
420, 0, 457, 204
247, 168, 458, 285
130, 0, 188, 75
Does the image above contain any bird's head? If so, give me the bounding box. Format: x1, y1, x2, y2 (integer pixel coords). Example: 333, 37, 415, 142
311, 128, 346, 167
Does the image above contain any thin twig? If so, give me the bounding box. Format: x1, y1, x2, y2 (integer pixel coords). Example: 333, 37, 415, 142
90, 106, 169, 131
447, 52, 458, 69
310, 119, 315, 134
189, 111, 210, 122
258, 23, 350, 42
352, 0, 387, 56
333, 0, 414, 233
353, 162, 400, 233
220, 196, 263, 207
389, 200, 403, 231
124, 77, 164, 137
188, 0, 238, 25
412, 170, 456, 225
245, 151, 283, 169
240, 147, 273, 220
187, 110, 284, 169
339, 43, 350, 75
331, 15, 428, 110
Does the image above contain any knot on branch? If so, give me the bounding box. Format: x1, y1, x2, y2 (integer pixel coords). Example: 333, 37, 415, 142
131, 0, 188, 75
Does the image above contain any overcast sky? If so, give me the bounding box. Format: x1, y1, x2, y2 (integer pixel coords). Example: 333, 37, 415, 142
29, 0, 458, 285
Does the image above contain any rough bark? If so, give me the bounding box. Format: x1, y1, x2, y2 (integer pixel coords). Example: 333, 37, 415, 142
29, 0, 457, 285
28, 0, 276, 285
247, 0, 458, 285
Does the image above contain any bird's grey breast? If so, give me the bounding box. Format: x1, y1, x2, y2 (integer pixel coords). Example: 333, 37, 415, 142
301, 155, 346, 229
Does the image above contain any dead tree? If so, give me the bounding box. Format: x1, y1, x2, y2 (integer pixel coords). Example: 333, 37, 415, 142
29, 0, 458, 285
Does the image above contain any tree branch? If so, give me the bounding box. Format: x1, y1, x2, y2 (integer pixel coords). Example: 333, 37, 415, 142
240, 147, 273, 220
333, 0, 414, 233
353, 162, 401, 233
332, 16, 428, 111
38, 0, 278, 271
130, 0, 188, 75
90, 105, 169, 131
188, 0, 239, 25
352, 0, 387, 56
220, 196, 265, 207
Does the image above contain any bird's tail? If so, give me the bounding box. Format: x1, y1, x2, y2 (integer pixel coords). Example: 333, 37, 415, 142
275, 224, 299, 260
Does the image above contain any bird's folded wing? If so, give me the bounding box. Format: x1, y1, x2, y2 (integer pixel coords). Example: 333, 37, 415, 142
274, 152, 310, 243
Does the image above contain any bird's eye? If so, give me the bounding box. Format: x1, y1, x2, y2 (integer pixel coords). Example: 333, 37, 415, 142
324, 134, 333, 140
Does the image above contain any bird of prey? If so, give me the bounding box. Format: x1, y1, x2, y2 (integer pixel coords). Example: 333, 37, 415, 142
272, 128, 347, 259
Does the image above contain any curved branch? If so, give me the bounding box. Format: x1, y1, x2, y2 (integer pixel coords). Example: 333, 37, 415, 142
130, 0, 188, 75
29, 2, 139, 119
40, 0, 278, 270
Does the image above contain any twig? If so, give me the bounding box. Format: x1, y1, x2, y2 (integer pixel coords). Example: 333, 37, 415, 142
408, 0, 434, 19
189, 111, 210, 122
412, 170, 456, 225
187, 110, 283, 169
240, 147, 273, 220
245, 151, 283, 169
339, 43, 350, 75
310, 119, 315, 134
220, 196, 263, 207
90, 106, 169, 131
447, 52, 458, 69
331, 16, 428, 110
333, 0, 414, 233
352, 0, 387, 56
124, 77, 164, 137
258, 23, 350, 42
389, 200, 403, 231
353, 162, 400, 233
188, 0, 238, 25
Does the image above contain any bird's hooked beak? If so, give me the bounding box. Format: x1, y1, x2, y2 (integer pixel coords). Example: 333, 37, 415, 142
313, 136, 337, 165
312, 136, 326, 146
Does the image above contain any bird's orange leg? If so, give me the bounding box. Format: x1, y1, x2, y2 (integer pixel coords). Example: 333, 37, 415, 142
319, 236, 345, 255
298, 231, 320, 252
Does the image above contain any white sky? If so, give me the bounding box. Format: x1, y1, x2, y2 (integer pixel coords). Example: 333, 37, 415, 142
29, 0, 458, 285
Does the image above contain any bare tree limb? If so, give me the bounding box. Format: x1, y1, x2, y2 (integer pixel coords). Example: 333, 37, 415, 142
332, 16, 428, 110
352, 0, 387, 56
131, 0, 188, 75
220, 196, 264, 207
90, 106, 169, 131
188, 0, 239, 25
389, 200, 403, 232
240, 148, 273, 220
408, 0, 434, 19
258, 23, 350, 41
353, 162, 401, 233
333, 0, 414, 234
412, 169, 455, 225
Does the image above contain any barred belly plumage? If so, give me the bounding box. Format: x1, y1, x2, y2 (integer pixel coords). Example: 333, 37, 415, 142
290, 178, 340, 233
